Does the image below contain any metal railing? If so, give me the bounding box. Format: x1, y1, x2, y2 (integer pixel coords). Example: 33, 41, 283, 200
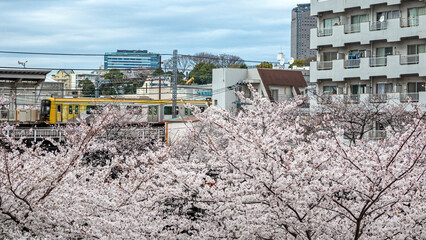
401, 17, 419, 28
400, 55, 419, 65
1, 128, 63, 142
400, 93, 420, 102
344, 23, 361, 34
102, 128, 165, 140
369, 57, 387, 67
344, 59, 361, 69
318, 28, 333, 37
369, 130, 386, 140
317, 61, 333, 70
369, 94, 388, 103
344, 95, 360, 104
370, 21, 387, 31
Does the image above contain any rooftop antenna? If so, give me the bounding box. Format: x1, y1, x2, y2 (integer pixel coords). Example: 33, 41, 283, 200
289, 57, 295, 69
18, 60, 28, 68
277, 52, 285, 69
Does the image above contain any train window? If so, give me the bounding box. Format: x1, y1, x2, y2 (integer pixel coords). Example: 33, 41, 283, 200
69, 106, 73, 115
75, 106, 79, 114
57, 105, 61, 113
86, 105, 96, 114
185, 108, 193, 115
164, 106, 172, 115
153, 106, 157, 115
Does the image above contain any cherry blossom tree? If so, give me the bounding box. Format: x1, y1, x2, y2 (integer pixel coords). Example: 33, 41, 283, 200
0, 90, 424, 239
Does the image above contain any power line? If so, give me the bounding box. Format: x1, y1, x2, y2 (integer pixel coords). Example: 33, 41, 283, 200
0, 50, 269, 63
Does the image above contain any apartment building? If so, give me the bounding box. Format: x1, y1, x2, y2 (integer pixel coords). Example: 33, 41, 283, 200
310, 0, 426, 106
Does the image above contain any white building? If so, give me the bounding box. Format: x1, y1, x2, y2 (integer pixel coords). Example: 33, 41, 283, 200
137, 76, 212, 101
212, 68, 307, 111
310, 0, 426, 106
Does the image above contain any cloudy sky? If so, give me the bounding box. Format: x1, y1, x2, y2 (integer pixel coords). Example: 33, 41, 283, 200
0, 0, 310, 70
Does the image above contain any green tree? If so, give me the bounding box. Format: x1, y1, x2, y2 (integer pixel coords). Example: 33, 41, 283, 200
78, 78, 95, 97
153, 67, 164, 76
256, 62, 273, 69
101, 69, 125, 95
188, 62, 216, 84
228, 63, 248, 69
288, 59, 305, 69
103, 69, 124, 82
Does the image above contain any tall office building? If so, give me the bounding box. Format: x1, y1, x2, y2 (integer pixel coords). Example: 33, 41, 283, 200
291, 4, 317, 60
104, 50, 161, 70
310, 0, 425, 105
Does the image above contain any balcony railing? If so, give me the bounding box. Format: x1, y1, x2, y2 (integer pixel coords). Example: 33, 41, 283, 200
401, 17, 419, 28
344, 59, 361, 69
344, 23, 361, 34
318, 95, 334, 104
369, 130, 386, 140
370, 21, 387, 31
370, 94, 388, 103
317, 61, 333, 70
400, 93, 420, 102
400, 55, 419, 65
370, 57, 387, 67
344, 95, 360, 104
318, 28, 333, 37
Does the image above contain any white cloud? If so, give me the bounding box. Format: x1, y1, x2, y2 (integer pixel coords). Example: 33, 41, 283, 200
0, 0, 312, 68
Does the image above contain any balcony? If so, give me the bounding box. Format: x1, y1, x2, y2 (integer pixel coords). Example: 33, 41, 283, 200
400, 93, 420, 102
369, 57, 387, 67
344, 59, 360, 69
370, 21, 387, 31
401, 17, 420, 28
311, 53, 426, 82
344, 95, 360, 104
317, 28, 333, 37
317, 61, 333, 70
311, 0, 402, 16
311, 15, 426, 49
368, 130, 386, 140
400, 55, 419, 65
369, 94, 388, 103
344, 23, 361, 34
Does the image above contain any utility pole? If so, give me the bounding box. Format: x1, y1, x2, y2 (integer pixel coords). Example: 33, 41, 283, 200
159, 55, 162, 100
95, 75, 100, 98
172, 50, 178, 118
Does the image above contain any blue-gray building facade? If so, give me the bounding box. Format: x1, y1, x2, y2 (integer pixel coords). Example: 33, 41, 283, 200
104, 50, 161, 70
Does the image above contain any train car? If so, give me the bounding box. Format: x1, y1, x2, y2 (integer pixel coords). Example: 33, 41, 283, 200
40, 98, 209, 125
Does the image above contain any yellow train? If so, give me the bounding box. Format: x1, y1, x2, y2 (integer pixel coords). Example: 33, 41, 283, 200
40, 97, 209, 124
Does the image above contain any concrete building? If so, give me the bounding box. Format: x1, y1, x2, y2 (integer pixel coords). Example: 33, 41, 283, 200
51, 70, 74, 91
310, 0, 426, 106
212, 68, 307, 111
104, 50, 161, 70
291, 4, 317, 60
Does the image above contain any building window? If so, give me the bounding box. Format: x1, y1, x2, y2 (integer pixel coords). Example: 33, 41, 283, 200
377, 10, 400, 21
271, 89, 279, 102
376, 83, 393, 94
351, 84, 367, 95
323, 86, 337, 95
407, 82, 425, 93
